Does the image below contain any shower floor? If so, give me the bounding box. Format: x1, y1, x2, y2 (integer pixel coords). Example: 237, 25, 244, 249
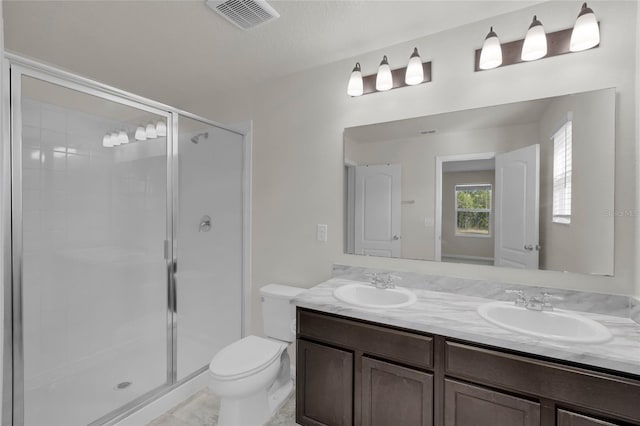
24, 340, 166, 426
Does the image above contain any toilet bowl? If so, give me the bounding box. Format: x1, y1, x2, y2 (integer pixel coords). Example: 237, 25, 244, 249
208, 284, 305, 426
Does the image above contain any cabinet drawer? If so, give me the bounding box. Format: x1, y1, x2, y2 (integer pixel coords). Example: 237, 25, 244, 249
557, 409, 621, 426
298, 308, 433, 369
445, 341, 640, 424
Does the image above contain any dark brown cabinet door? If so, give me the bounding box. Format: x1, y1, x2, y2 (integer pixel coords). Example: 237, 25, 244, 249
444, 379, 540, 426
361, 357, 433, 426
557, 409, 621, 426
297, 339, 354, 426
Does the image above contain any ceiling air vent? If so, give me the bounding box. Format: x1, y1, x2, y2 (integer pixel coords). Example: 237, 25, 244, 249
206, 0, 280, 30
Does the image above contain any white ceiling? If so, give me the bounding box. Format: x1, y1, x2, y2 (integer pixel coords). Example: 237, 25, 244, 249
4, 0, 539, 110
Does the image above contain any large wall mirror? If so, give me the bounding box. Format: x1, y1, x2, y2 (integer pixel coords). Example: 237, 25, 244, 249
344, 88, 615, 276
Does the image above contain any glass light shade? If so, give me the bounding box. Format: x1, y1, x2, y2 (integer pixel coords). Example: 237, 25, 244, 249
479, 27, 502, 70
404, 48, 424, 85
118, 131, 129, 144
521, 16, 547, 61
347, 62, 363, 97
156, 120, 167, 137
146, 123, 158, 139
102, 134, 113, 148
375, 56, 393, 91
570, 3, 599, 52
135, 126, 147, 141
111, 132, 121, 146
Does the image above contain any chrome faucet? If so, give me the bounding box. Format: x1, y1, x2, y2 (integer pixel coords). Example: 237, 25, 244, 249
505, 289, 527, 307
366, 273, 399, 289
527, 292, 560, 311
506, 290, 561, 311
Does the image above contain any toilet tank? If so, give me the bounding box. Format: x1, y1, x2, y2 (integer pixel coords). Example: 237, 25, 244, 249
260, 284, 306, 342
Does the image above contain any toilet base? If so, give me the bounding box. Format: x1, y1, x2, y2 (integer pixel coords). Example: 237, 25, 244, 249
216, 378, 293, 426
268, 378, 293, 414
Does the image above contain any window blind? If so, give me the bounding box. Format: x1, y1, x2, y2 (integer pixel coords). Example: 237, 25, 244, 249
552, 121, 572, 224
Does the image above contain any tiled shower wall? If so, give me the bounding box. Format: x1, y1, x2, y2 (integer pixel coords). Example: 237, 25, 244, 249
21, 97, 167, 391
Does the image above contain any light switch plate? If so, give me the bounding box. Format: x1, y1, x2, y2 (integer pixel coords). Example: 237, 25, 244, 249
317, 224, 328, 242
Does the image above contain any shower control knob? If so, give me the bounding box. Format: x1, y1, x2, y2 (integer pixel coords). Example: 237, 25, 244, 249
199, 215, 212, 232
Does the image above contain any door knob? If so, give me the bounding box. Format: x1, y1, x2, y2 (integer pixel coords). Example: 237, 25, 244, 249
524, 244, 534, 251
392, 235, 400, 240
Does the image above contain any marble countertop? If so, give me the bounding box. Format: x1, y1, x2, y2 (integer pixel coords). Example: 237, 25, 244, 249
294, 278, 640, 377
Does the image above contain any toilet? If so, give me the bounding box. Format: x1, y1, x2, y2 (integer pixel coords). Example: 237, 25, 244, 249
208, 284, 305, 426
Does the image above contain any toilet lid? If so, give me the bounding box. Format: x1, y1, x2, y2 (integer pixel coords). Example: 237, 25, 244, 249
209, 335, 285, 379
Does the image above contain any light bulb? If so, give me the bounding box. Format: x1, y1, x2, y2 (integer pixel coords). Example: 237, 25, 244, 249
135, 126, 147, 141
375, 56, 393, 91
405, 48, 424, 85
521, 16, 547, 61
111, 132, 121, 146
102, 134, 113, 148
347, 62, 363, 97
118, 131, 129, 144
570, 3, 599, 52
146, 123, 157, 139
479, 27, 503, 70
156, 120, 167, 137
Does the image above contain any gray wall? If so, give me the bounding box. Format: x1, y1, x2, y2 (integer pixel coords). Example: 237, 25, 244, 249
539, 90, 615, 275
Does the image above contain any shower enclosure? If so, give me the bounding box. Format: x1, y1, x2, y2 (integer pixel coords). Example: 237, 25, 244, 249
2, 56, 248, 425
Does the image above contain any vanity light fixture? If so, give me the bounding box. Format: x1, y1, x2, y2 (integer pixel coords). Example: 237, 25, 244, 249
478, 27, 502, 70
475, 3, 600, 72
376, 56, 393, 91
111, 132, 122, 146
156, 120, 167, 137
102, 134, 113, 148
405, 48, 424, 85
135, 126, 147, 141
570, 3, 600, 51
118, 130, 130, 145
145, 123, 158, 139
347, 62, 364, 97
348, 50, 432, 96
521, 15, 547, 61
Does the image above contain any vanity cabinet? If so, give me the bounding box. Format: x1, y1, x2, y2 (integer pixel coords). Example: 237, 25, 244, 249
296, 308, 434, 426
296, 308, 640, 426
297, 339, 353, 426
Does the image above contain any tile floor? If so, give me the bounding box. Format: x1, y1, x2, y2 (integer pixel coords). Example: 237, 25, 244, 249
147, 388, 298, 426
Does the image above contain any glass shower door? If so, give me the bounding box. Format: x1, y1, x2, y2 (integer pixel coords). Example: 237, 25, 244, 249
175, 116, 244, 380
14, 73, 171, 425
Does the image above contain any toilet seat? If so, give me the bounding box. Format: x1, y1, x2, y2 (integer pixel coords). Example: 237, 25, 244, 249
209, 335, 285, 381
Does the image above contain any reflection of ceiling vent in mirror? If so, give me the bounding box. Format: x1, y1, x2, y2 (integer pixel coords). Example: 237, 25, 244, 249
206, 0, 280, 30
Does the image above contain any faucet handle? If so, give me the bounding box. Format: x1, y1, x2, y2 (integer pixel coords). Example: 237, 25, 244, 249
540, 292, 562, 310
541, 292, 563, 300
365, 272, 384, 286
505, 289, 527, 306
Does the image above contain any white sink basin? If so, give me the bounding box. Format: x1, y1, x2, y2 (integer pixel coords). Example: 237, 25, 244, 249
477, 301, 612, 343
333, 283, 417, 309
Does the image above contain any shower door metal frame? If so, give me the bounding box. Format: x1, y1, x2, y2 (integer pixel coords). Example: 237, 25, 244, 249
1, 54, 250, 425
